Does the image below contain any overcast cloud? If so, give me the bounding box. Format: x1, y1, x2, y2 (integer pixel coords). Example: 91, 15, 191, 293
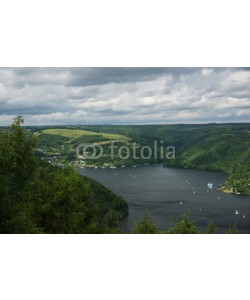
0, 67, 249, 125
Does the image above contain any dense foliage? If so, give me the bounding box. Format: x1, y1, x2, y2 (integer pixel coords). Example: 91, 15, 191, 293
131, 212, 238, 234
0, 117, 128, 233
132, 212, 160, 234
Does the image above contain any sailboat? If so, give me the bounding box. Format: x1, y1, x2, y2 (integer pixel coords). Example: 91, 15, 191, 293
207, 182, 213, 189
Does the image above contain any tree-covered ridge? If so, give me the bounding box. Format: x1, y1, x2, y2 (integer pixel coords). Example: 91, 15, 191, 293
85, 124, 250, 195
0, 117, 128, 233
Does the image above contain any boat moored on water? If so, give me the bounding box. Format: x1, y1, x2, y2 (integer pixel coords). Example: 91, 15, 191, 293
207, 182, 213, 189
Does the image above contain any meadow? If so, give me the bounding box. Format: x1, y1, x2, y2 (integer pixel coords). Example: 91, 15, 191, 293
36, 128, 131, 143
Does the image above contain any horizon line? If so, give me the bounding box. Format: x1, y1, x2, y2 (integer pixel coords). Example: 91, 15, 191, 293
1, 122, 250, 127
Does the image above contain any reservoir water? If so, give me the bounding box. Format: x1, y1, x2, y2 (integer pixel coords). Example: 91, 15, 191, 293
78, 165, 250, 233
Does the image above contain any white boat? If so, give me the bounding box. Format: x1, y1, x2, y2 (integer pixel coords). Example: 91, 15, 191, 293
207, 182, 213, 189
235, 210, 239, 215
243, 214, 246, 219
180, 201, 183, 205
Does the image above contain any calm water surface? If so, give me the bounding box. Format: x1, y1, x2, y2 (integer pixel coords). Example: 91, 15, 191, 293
78, 165, 250, 233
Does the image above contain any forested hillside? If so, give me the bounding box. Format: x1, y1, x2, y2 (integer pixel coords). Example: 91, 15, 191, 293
86, 124, 250, 195
0, 117, 128, 233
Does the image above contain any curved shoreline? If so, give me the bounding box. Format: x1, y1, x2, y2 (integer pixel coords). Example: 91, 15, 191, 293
76, 162, 249, 196
164, 165, 250, 196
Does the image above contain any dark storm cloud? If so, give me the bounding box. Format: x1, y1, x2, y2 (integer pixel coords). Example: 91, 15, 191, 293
0, 67, 199, 88
0, 68, 249, 125
66, 67, 200, 87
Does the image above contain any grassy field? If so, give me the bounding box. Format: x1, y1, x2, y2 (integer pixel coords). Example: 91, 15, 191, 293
36, 128, 131, 143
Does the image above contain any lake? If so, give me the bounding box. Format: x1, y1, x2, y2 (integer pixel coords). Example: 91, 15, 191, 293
78, 165, 250, 233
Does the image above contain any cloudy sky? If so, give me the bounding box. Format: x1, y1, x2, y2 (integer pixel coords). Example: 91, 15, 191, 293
0, 67, 249, 125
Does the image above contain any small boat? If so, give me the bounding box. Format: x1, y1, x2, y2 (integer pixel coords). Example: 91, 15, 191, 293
193, 191, 196, 194
180, 201, 183, 205
218, 197, 220, 200
235, 210, 239, 215
207, 182, 213, 189
243, 214, 246, 219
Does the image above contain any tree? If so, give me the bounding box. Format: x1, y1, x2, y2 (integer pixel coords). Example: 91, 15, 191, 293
23, 165, 90, 233
132, 212, 159, 234
167, 212, 200, 234
0, 116, 38, 233
226, 224, 239, 234
207, 221, 217, 234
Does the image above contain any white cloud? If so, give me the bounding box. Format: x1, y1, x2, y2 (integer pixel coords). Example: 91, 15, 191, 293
201, 68, 214, 77
236, 109, 250, 117
218, 113, 231, 118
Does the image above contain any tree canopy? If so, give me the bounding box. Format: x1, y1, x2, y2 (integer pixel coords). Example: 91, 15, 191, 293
0, 117, 128, 233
